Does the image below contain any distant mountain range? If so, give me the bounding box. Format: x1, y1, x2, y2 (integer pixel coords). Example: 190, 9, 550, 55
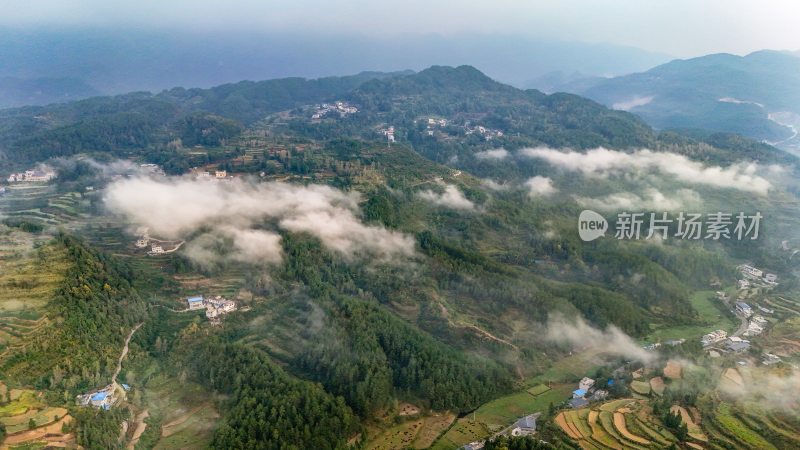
0, 76, 99, 108
540, 50, 800, 150
0, 27, 670, 98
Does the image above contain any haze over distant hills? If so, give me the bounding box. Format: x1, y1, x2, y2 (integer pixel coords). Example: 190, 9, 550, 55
544, 50, 800, 152
0, 27, 670, 107
0, 76, 99, 108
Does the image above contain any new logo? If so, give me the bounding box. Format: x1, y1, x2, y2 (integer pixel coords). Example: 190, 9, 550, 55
578, 210, 608, 241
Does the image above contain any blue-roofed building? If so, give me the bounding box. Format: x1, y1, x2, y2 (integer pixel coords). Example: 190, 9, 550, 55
187, 296, 205, 310
607, 379, 614, 386
121, 384, 131, 391
78, 384, 117, 410
573, 388, 587, 398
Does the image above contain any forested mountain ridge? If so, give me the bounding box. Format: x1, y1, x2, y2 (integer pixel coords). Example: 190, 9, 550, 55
1, 64, 789, 170
0, 64, 798, 449
557, 50, 800, 144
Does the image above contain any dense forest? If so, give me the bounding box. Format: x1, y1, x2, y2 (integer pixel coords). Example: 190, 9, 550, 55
181, 339, 361, 450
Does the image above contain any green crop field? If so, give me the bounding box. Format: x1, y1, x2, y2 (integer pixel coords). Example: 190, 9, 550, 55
644, 290, 735, 343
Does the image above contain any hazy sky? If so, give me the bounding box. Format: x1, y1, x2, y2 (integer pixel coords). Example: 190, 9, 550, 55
1, 0, 798, 57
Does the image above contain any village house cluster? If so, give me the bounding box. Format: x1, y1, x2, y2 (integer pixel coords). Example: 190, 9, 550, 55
7, 168, 56, 183
311, 101, 358, 119
76, 383, 130, 410
738, 264, 778, 288
193, 168, 231, 182
134, 228, 183, 256
702, 265, 781, 360
465, 124, 504, 140
569, 377, 608, 408
187, 295, 237, 322
421, 116, 449, 136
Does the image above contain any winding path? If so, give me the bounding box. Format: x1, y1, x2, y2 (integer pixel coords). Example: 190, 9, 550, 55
113, 322, 143, 388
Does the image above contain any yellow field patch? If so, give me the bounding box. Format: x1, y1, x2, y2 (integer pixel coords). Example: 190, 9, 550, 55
555, 412, 582, 440
613, 411, 650, 445
671, 405, 708, 442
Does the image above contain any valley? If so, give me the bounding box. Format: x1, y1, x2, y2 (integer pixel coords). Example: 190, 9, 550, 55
0, 64, 798, 450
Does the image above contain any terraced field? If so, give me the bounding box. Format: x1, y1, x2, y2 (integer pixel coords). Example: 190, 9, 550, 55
0, 185, 90, 230
553, 394, 800, 450
555, 399, 681, 450
0, 235, 69, 361
142, 375, 220, 450
0, 385, 76, 449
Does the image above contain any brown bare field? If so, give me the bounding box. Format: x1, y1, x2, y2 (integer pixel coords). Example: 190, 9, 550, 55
664, 360, 682, 379
398, 403, 421, 416
613, 412, 650, 445
2, 415, 74, 448
650, 377, 666, 396
555, 412, 582, 439
127, 409, 150, 449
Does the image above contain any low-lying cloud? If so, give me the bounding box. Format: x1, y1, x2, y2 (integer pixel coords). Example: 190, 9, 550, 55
524, 176, 557, 197
718, 368, 800, 412
574, 187, 701, 211
545, 314, 655, 364
612, 95, 654, 111
519, 147, 773, 195
475, 148, 510, 160
481, 179, 511, 191
104, 177, 415, 265
418, 184, 475, 210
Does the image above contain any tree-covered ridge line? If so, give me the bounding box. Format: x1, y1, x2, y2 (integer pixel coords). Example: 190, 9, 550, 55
0, 64, 789, 170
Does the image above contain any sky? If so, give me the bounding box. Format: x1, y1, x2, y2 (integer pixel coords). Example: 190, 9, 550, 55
1, 0, 799, 57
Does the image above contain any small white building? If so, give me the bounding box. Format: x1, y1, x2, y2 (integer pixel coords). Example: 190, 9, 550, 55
701, 329, 728, 346
763, 273, 778, 283
187, 296, 205, 310
740, 265, 763, 279
763, 353, 782, 365
578, 377, 595, 391
149, 245, 165, 255
215, 170, 227, 178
